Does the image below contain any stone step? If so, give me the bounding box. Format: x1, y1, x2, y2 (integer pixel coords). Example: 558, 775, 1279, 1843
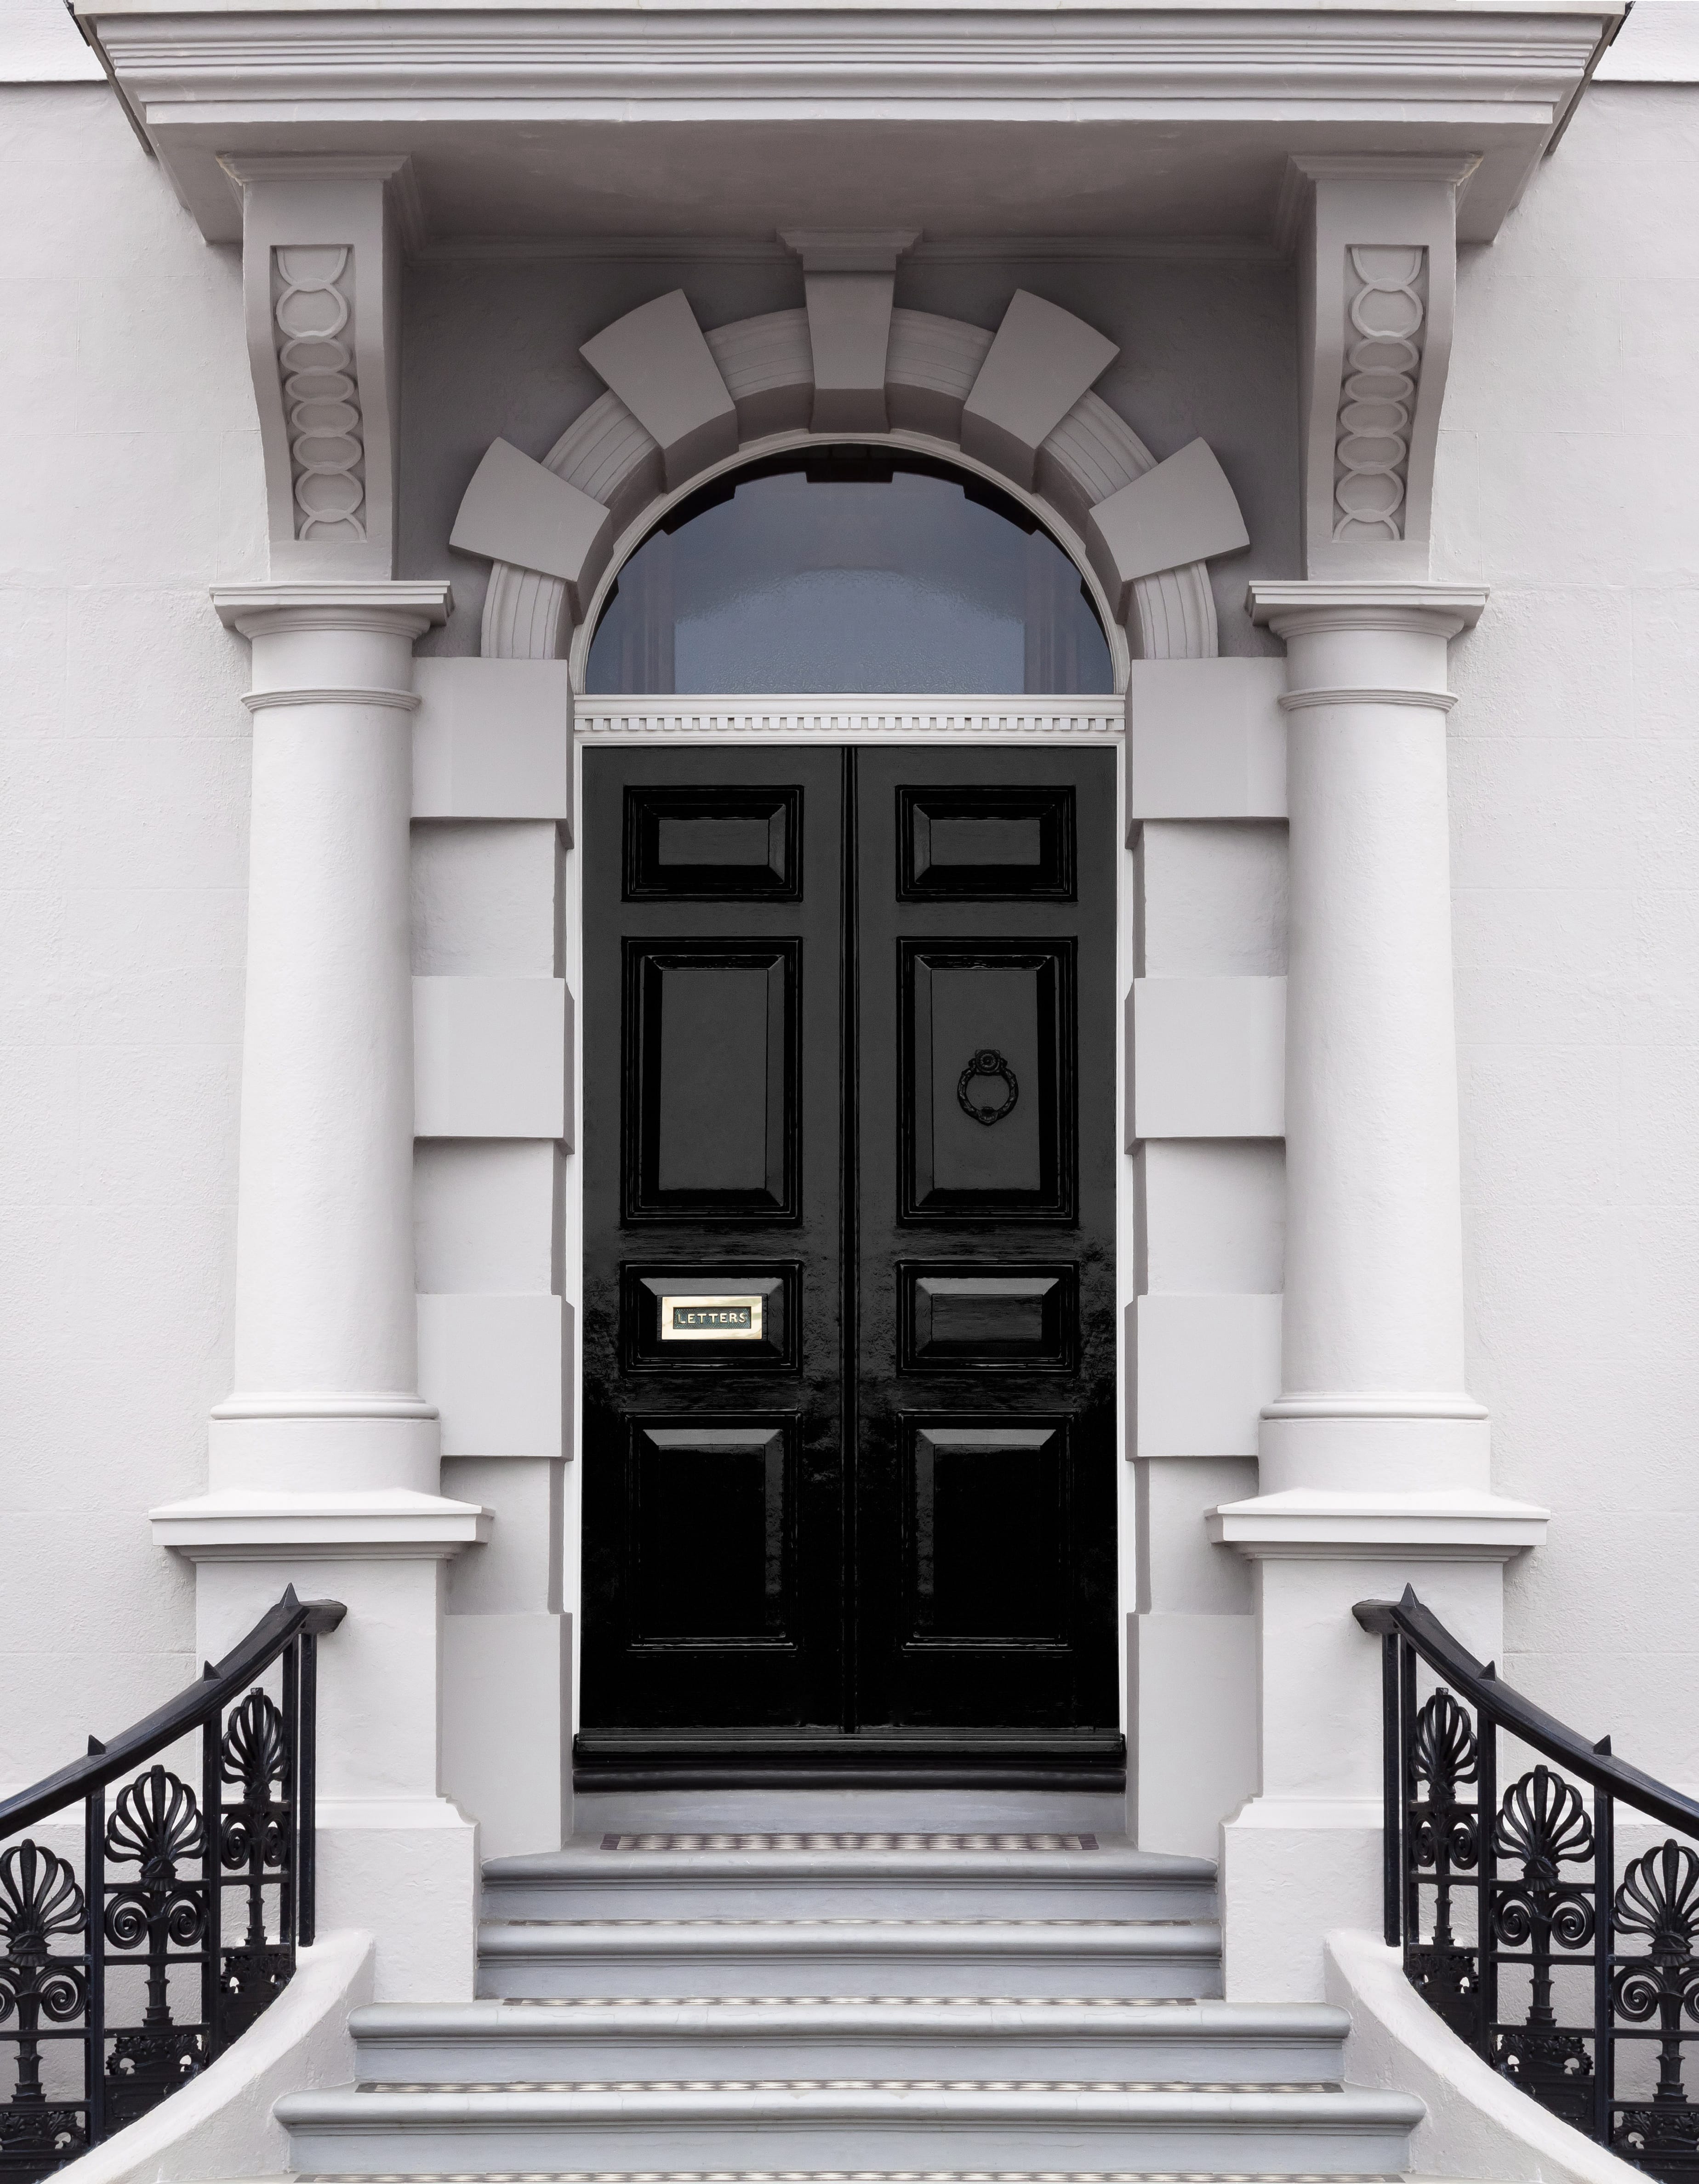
482, 1843, 1216, 1922
475, 1918, 1224, 1999
350, 1996, 1346, 2085
276, 2081, 1423, 2176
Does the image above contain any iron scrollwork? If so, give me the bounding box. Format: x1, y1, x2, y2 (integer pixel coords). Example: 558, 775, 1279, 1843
217, 1691, 293, 2043
1405, 1688, 1484, 2044
0, 1848, 86, 2177
1491, 1766, 1596, 2127
1357, 1586, 1699, 2184
1613, 1843, 1699, 2173
0, 1588, 341, 2183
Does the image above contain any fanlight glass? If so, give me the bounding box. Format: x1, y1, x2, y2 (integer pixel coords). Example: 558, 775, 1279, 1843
584, 448, 1115, 696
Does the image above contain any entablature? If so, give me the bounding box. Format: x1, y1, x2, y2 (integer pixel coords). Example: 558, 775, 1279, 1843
81, 0, 1618, 249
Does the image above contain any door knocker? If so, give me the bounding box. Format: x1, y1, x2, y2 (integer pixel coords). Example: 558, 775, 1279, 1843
957, 1048, 1019, 1126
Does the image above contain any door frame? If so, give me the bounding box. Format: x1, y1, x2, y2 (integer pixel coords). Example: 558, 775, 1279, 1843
560, 708, 1135, 1754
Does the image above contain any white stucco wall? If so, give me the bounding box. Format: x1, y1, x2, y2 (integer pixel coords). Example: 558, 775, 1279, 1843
0, 77, 263, 1790
4, 9, 1699, 1832
1439, 81, 1699, 1785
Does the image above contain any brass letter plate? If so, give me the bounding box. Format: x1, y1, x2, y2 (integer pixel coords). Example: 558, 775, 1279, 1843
660, 1293, 764, 1342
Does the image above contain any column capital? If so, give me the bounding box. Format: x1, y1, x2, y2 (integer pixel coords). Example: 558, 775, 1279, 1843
1249, 580, 1487, 638
212, 580, 452, 639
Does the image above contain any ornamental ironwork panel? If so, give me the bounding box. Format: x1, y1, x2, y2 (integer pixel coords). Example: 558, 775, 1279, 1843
0, 1590, 342, 2183
1359, 1587, 1699, 2184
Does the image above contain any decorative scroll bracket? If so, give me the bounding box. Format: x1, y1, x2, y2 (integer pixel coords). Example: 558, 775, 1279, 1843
223, 154, 416, 580
1283, 154, 1479, 582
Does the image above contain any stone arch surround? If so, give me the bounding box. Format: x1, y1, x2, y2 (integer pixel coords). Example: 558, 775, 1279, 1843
462, 296, 1245, 670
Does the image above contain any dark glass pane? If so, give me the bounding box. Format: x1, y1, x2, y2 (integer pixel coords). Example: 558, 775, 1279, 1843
585, 449, 1114, 695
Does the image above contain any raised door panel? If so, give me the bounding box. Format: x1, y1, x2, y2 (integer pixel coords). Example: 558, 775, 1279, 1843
901, 940, 1074, 1220
624, 940, 799, 1220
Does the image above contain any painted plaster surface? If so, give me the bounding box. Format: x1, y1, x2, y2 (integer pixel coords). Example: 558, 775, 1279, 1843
0, 84, 263, 1789
1439, 84, 1699, 1782
3, 42, 1699, 1850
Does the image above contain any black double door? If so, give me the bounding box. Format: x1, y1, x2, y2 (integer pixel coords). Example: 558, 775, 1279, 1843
579, 743, 1119, 1778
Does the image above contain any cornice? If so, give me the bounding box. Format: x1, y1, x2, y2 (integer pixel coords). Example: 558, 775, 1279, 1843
96, 8, 1609, 87
89, 3, 1613, 247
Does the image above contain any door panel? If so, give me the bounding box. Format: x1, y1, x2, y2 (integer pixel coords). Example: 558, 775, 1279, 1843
855, 745, 1118, 1736
625, 941, 800, 1218
584, 747, 844, 1732
901, 941, 1073, 1218
581, 741, 1118, 1765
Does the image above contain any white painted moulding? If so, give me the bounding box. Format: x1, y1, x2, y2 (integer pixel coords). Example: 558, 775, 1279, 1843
449, 438, 612, 620
413, 976, 573, 1141
1126, 657, 1287, 826
1207, 1488, 1550, 1559
149, 1487, 490, 1559
573, 696, 1123, 739
1129, 975, 1286, 1142
418, 1292, 570, 1459
1328, 1928, 1649, 2184
1133, 1293, 1283, 1459
49, 1929, 372, 2184
580, 289, 738, 489
960, 288, 1119, 491
412, 657, 571, 825
1089, 438, 1249, 617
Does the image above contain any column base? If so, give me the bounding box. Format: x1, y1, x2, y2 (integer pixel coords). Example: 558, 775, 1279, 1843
1258, 1396, 1491, 1494
210, 1397, 443, 1495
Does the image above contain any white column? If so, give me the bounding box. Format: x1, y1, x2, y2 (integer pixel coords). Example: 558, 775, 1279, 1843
210, 588, 443, 1494
1256, 587, 1486, 1493
151, 585, 488, 2004
1209, 583, 1546, 2004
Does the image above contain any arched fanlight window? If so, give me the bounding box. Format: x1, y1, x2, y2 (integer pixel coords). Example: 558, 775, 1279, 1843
584, 446, 1115, 696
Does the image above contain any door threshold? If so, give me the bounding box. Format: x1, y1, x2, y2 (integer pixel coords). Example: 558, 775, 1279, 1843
573, 1728, 1126, 1792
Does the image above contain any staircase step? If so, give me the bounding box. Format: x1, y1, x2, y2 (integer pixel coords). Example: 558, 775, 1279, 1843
482, 1843, 1215, 1922
275, 2081, 1422, 2175
475, 1918, 1224, 1999
351, 1996, 1344, 2085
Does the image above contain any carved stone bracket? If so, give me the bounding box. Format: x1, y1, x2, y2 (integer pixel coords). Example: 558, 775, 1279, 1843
1284, 154, 1479, 581
223, 154, 414, 580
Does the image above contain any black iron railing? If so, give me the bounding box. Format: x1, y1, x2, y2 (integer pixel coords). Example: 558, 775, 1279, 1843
0, 1587, 344, 2181
1357, 1587, 1699, 2182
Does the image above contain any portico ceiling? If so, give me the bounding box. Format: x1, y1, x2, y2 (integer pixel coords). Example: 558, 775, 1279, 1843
82, 0, 1619, 249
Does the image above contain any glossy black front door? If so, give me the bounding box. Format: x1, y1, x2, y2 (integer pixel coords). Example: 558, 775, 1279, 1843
580, 744, 1118, 1777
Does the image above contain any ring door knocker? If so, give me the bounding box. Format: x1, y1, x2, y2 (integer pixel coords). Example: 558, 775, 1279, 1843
957, 1048, 1019, 1127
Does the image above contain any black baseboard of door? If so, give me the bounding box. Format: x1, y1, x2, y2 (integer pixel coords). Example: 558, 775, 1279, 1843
572, 1727, 1126, 1792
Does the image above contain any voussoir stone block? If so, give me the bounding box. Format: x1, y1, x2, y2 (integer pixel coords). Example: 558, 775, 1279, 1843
581, 291, 739, 490
1089, 438, 1250, 617
960, 290, 1119, 490
449, 439, 613, 618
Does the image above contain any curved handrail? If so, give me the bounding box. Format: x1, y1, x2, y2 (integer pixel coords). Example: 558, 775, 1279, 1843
1354, 1584, 1699, 1837
0, 1586, 346, 1841
1355, 1584, 1699, 2181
